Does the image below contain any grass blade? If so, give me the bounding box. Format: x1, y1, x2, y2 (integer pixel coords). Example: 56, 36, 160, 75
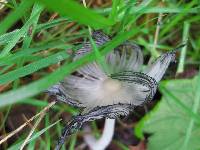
160, 0, 197, 36
0, 30, 19, 45
0, 2, 43, 57
22, 2, 44, 49
0, 0, 34, 34
8, 119, 61, 150
0, 43, 71, 66
177, 21, 190, 73
0, 51, 69, 84
37, 0, 114, 29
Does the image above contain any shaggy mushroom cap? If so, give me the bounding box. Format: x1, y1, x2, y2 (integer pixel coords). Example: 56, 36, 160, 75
50, 31, 175, 109
48, 31, 180, 150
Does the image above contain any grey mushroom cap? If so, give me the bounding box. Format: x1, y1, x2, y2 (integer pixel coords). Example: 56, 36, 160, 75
48, 31, 177, 109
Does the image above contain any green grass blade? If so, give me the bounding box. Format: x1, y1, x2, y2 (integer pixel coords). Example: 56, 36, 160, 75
22, 2, 44, 49
160, 0, 198, 36
44, 115, 51, 150
0, 43, 71, 66
0, 51, 69, 84
69, 134, 77, 150
96, 6, 199, 15
8, 119, 61, 150
0, 65, 12, 74
177, 21, 190, 73
36, 18, 68, 32
0, 0, 34, 34
0, 30, 19, 45
0, 2, 43, 57
27, 140, 36, 150
89, 34, 109, 74
19, 98, 61, 110
109, 0, 120, 22
133, 6, 199, 14
37, 0, 114, 29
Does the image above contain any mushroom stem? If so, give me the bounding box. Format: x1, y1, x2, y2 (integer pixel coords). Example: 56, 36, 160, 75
84, 118, 115, 150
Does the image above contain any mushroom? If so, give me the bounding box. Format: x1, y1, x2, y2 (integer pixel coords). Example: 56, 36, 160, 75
47, 31, 183, 150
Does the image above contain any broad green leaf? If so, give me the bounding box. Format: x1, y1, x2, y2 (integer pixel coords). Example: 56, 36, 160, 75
143, 74, 200, 150
37, 0, 114, 29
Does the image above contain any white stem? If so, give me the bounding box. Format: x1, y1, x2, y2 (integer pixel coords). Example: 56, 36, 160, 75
84, 118, 115, 150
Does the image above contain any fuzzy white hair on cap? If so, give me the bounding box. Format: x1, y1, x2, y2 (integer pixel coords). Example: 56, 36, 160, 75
48, 32, 178, 108
48, 31, 182, 150
48, 31, 177, 109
